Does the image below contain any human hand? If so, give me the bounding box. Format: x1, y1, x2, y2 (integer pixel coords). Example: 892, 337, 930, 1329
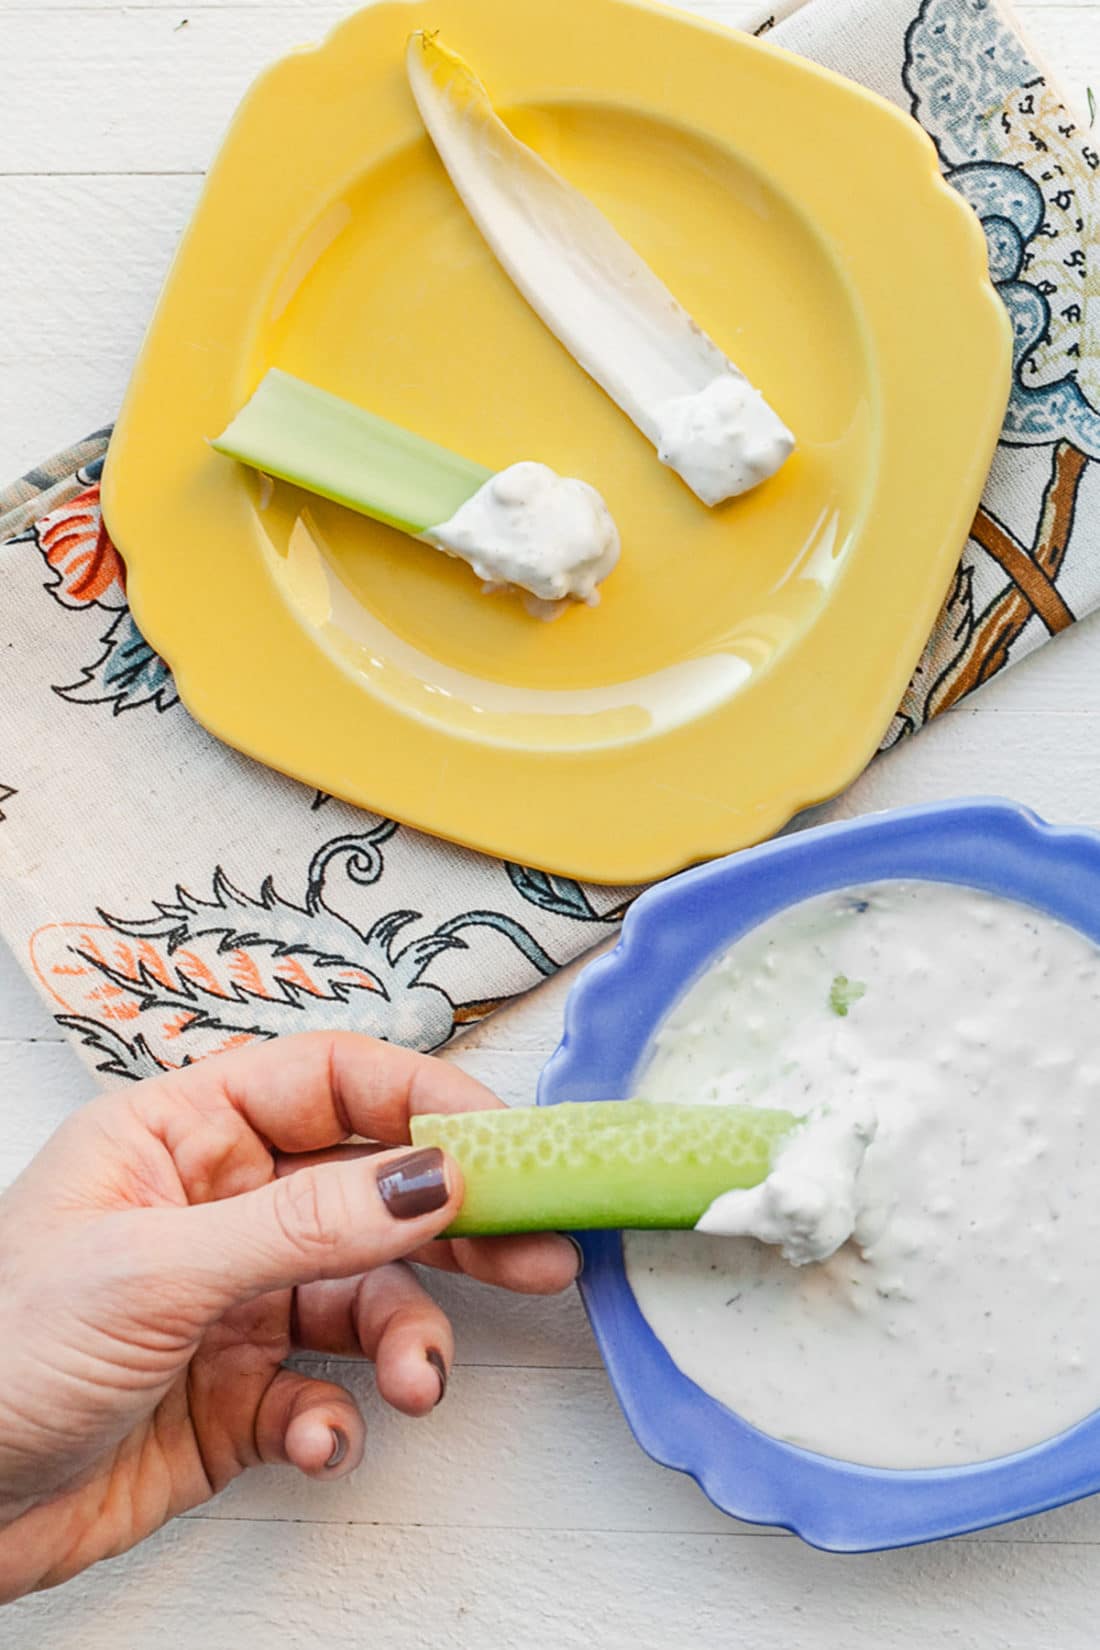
0, 1032, 578, 1601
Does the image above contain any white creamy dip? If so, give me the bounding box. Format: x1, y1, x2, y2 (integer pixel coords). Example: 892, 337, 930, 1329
626, 881, 1100, 1468
424, 461, 620, 605
695, 1094, 876, 1264
653, 374, 795, 508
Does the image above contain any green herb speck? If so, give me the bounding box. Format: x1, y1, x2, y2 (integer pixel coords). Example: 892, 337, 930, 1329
1089, 85, 1096, 127
829, 974, 866, 1017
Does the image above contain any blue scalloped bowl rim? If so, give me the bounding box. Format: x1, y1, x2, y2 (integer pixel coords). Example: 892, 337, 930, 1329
537, 797, 1100, 1552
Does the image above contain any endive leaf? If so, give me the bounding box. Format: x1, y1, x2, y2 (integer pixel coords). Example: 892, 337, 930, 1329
407, 31, 794, 506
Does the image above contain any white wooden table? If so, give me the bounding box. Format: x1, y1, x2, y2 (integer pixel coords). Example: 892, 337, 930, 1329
4, 1, 1100, 1643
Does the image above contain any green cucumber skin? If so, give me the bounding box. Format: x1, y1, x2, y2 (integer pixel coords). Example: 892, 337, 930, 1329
410, 1100, 796, 1236
212, 368, 492, 536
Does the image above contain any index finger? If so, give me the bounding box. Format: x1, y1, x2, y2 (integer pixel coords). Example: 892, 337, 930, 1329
140, 1031, 506, 1154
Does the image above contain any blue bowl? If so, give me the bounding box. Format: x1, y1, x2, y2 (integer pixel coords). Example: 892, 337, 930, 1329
537, 797, 1100, 1552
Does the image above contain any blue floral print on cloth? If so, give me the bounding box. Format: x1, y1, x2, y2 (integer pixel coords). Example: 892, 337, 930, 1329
2, 0, 1099, 1078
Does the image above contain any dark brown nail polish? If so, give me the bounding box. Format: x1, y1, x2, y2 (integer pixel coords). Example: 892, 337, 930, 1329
375, 1147, 449, 1220
326, 1427, 348, 1469
426, 1347, 447, 1406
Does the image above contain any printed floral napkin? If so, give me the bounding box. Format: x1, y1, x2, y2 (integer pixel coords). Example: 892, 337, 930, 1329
2, 0, 1098, 1083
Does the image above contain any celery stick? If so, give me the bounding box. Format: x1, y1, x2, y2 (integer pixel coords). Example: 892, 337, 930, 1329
409, 1099, 797, 1235
211, 368, 491, 535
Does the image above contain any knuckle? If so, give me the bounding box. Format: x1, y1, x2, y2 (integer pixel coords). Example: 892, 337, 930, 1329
177, 1111, 261, 1204
271, 1169, 349, 1261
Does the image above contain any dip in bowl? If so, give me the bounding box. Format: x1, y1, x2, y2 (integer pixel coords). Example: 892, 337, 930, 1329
538, 798, 1100, 1551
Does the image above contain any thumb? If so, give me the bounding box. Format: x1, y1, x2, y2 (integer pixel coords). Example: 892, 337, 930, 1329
152, 1146, 462, 1312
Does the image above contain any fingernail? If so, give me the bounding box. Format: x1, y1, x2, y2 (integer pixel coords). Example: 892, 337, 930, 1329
564, 1234, 585, 1278
375, 1147, 449, 1220
326, 1427, 348, 1470
426, 1347, 447, 1407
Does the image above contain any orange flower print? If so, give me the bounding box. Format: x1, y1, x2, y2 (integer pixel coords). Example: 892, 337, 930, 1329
32, 485, 126, 610
17, 480, 178, 715
24, 823, 623, 1080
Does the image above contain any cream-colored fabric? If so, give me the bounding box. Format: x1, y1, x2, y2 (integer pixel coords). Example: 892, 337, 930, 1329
2, 0, 1097, 1080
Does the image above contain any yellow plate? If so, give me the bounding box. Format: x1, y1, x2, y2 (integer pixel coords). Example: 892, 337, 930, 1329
103, 0, 1010, 884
